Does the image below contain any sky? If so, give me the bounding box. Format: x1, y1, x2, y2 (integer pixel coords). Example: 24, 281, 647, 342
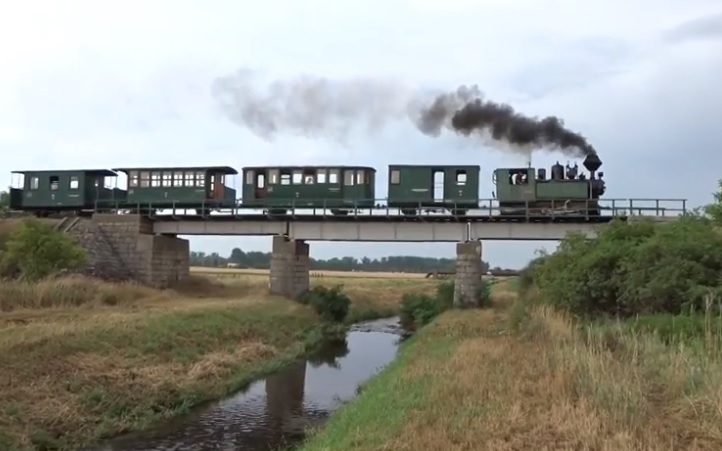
1, 0, 721, 268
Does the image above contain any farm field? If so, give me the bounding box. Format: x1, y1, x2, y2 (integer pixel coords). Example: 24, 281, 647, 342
190, 266, 431, 279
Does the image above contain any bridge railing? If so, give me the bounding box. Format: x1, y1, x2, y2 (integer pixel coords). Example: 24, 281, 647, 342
92, 197, 689, 220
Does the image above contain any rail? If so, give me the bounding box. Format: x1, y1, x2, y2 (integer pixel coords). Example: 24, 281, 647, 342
91, 197, 688, 221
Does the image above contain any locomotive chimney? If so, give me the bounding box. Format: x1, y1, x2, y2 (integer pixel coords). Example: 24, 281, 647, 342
582, 153, 602, 178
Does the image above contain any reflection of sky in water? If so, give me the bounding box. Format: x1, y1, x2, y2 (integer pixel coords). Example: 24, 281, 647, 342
94, 323, 400, 451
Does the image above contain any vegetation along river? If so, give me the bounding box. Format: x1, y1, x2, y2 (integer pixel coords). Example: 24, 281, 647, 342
90, 317, 404, 451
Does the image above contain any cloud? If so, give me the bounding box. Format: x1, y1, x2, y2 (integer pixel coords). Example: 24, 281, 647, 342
1, 0, 721, 268
664, 12, 722, 43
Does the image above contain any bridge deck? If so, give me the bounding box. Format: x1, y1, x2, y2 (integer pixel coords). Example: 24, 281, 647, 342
151, 215, 679, 241
92, 197, 686, 241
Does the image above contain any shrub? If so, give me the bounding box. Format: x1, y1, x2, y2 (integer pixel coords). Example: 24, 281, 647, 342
0, 218, 86, 280
300, 285, 351, 323
526, 216, 722, 318
519, 177, 722, 319
400, 292, 444, 328
400, 278, 492, 329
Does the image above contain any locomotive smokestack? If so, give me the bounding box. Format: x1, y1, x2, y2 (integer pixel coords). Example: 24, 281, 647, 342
582, 153, 602, 172
212, 69, 597, 158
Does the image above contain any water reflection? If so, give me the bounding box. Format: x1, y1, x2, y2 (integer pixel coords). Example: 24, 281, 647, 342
97, 318, 400, 451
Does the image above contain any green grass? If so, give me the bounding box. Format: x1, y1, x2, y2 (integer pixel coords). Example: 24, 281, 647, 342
299, 323, 457, 450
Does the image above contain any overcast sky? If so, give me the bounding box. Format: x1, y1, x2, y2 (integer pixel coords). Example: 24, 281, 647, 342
1, 0, 721, 268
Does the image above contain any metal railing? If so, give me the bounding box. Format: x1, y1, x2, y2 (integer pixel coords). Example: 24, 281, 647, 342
90, 197, 689, 221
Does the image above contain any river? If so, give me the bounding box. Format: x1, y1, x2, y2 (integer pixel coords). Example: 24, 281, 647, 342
91, 316, 403, 451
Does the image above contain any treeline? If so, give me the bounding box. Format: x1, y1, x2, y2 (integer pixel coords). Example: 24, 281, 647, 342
520, 180, 722, 318
191, 248, 493, 273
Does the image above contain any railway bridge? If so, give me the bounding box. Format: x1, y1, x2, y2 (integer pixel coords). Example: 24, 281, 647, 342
57, 198, 686, 306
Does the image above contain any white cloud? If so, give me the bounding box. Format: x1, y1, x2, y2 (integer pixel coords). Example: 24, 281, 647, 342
1, 0, 721, 267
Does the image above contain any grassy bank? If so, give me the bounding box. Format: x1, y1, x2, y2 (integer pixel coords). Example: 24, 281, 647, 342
301, 283, 722, 451
0, 271, 412, 451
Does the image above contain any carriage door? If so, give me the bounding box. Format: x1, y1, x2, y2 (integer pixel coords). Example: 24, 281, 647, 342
208, 171, 225, 200
433, 170, 444, 202
255, 170, 267, 198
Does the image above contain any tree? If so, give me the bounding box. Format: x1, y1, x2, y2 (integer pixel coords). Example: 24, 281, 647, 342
1, 218, 86, 280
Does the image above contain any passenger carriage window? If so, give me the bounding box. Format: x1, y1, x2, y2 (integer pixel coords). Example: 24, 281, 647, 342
329, 170, 339, 184
390, 170, 400, 184
292, 171, 302, 184
184, 172, 194, 187
195, 171, 205, 187
245, 170, 254, 185
280, 173, 291, 185
257, 174, 265, 188
49, 176, 59, 191
129, 171, 139, 187
317, 169, 326, 183
69, 176, 79, 189
365, 171, 372, 184
304, 170, 315, 184
151, 172, 161, 187
173, 171, 183, 187
268, 169, 279, 184
140, 171, 150, 188
456, 171, 467, 186
344, 171, 354, 186
30, 177, 39, 190
162, 172, 172, 187
356, 170, 364, 184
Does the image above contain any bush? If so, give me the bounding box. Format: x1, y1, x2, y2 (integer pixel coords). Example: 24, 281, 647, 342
526, 216, 722, 318
300, 285, 351, 323
519, 178, 722, 319
1, 218, 86, 280
400, 279, 491, 329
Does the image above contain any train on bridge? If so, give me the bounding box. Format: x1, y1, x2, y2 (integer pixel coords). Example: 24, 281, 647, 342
7, 154, 606, 219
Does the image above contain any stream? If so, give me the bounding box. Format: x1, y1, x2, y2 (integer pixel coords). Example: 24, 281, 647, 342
91, 316, 404, 451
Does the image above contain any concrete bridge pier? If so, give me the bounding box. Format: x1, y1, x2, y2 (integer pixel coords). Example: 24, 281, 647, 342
454, 240, 483, 308
269, 235, 310, 299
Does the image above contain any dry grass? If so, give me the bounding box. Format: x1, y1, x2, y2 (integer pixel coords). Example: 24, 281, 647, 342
0, 293, 321, 450
0, 268, 430, 450
301, 286, 722, 451
0, 273, 261, 312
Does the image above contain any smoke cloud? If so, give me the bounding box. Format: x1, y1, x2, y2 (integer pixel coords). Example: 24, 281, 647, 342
211, 69, 596, 157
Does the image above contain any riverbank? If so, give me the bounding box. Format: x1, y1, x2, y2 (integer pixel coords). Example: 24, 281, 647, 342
301, 283, 722, 450
0, 273, 424, 451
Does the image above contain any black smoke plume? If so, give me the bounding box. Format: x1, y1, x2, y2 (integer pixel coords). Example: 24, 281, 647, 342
211, 69, 596, 157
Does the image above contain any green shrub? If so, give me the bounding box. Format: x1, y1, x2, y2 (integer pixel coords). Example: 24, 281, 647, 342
400, 278, 492, 329
400, 292, 443, 328
519, 179, 722, 319
1, 218, 86, 280
300, 285, 350, 323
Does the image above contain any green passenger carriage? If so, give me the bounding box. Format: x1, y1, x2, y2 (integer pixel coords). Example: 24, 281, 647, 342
240, 166, 376, 215
113, 166, 238, 214
386, 165, 481, 215
9, 169, 122, 216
